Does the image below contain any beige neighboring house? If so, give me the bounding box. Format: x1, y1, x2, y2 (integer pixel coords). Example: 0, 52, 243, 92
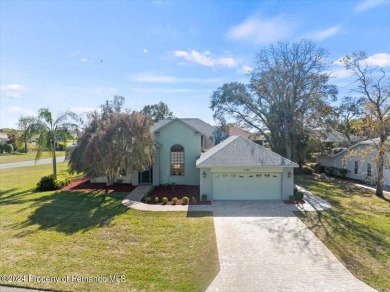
318, 138, 390, 191
0, 133, 8, 143
222, 125, 269, 146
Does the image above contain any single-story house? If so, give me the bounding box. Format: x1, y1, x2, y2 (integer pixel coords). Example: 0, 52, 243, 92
318, 138, 390, 190
92, 118, 298, 200
221, 124, 269, 147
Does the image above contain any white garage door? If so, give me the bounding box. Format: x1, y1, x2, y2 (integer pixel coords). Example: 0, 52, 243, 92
212, 172, 282, 200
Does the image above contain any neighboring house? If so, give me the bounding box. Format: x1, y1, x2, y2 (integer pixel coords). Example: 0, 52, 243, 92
222, 125, 269, 146
92, 118, 298, 200
318, 138, 390, 190
313, 129, 359, 148
0, 133, 8, 143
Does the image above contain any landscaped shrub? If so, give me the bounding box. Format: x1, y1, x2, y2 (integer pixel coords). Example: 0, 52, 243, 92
172, 197, 178, 205
182, 196, 189, 205
293, 187, 299, 197
294, 191, 304, 201
191, 196, 197, 204
294, 167, 313, 175
162, 197, 168, 204
57, 178, 70, 188
313, 164, 325, 173
145, 196, 152, 203
338, 168, 348, 178
289, 195, 295, 202
154, 197, 159, 204
201, 194, 207, 202
36, 174, 60, 191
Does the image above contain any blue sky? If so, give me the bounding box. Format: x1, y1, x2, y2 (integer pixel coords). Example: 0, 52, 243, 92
1, 0, 389, 129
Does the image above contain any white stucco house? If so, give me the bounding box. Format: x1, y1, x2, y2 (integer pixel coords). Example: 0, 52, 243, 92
92, 118, 298, 200
318, 138, 390, 190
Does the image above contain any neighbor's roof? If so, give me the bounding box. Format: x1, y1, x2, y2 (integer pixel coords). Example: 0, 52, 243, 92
196, 135, 298, 168
224, 125, 265, 141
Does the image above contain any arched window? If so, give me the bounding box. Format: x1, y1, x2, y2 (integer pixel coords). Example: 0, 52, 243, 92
171, 144, 184, 175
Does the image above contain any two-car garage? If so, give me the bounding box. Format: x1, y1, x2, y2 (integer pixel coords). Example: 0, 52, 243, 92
196, 136, 298, 201
211, 172, 282, 200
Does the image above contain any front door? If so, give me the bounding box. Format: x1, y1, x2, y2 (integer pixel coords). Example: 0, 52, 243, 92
139, 168, 153, 184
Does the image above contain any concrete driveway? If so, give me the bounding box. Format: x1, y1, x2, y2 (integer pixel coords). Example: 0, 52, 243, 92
207, 201, 376, 292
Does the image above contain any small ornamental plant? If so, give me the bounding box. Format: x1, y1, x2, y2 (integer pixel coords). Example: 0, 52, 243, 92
182, 196, 189, 205
162, 197, 168, 204
172, 197, 178, 205
201, 194, 207, 202
145, 197, 152, 203
154, 197, 159, 204
191, 196, 197, 204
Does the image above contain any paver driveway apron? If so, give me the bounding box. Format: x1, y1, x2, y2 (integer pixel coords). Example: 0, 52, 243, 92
207, 201, 376, 292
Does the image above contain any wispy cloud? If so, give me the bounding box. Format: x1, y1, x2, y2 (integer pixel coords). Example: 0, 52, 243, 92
174, 50, 237, 68
226, 15, 297, 45
0, 83, 27, 98
128, 73, 223, 84
143, 49, 148, 53
80, 58, 88, 62
131, 87, 212, 94
363, 53, 390, 67
304, 26, 341, 41
238, 65, 254, 74
354, 0, 389, 13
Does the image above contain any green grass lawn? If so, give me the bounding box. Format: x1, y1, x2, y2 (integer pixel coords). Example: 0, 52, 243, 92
0, 151, 65, 164
0, 163, 219, 291
295, 174, 390, 292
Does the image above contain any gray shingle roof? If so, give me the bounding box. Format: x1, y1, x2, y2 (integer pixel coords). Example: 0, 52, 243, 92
196, 136, 298, 167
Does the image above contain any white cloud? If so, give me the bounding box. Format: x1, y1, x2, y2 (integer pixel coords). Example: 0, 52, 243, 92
238, 65, 254, 74
363, 53, 390, 67
174, 50, 237, 68
129, 73, 223, 84
143, 49, 148, 53
5, 106, 35, 115
354, 0, 389, 13
0, 83, 27, 98
226, 15, 297, 45
304, 26, 341, 41
80, 58, 88, 62
131, 88, 212, 94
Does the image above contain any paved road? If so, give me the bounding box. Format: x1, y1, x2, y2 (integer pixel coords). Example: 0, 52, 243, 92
206, 201, 377, 292
0, 157, 66, 170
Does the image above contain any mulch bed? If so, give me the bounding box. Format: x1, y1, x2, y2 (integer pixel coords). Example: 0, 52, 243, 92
142, 184, 211, 205
61, 177, 136, 193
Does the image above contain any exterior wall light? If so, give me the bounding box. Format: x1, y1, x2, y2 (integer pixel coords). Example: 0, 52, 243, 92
203, 171, 207, 178
288, 171, 292, 178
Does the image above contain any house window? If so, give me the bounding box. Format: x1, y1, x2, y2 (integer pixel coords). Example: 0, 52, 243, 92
354, 161, 358, 174
367, 163, 372, 177
170, 144, 184, 175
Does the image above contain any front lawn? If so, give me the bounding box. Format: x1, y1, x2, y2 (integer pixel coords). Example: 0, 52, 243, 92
0, 151, 65, 164
0, 163, 219, 291
295, 174, 390, 292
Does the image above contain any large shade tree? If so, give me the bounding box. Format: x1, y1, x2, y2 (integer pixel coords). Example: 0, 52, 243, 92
342, 51, 390, 197
210, 39, 337, 163
29, 108, 79, 176
68, 96, 155, 186
140, 101, 174, 124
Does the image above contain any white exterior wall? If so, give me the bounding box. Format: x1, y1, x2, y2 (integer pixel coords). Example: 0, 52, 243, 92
318, 144, 390, 185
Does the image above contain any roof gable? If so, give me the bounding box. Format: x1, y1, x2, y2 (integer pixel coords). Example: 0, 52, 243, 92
196, 136, 298, 167
151, 118, 204, 134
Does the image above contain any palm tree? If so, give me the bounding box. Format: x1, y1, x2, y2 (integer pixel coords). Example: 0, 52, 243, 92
18, 115, 35, 153
30, 108, 79, 176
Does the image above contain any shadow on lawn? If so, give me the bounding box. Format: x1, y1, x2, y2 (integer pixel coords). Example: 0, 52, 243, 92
14, 191, 129, 235
295, 175, 389, 261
